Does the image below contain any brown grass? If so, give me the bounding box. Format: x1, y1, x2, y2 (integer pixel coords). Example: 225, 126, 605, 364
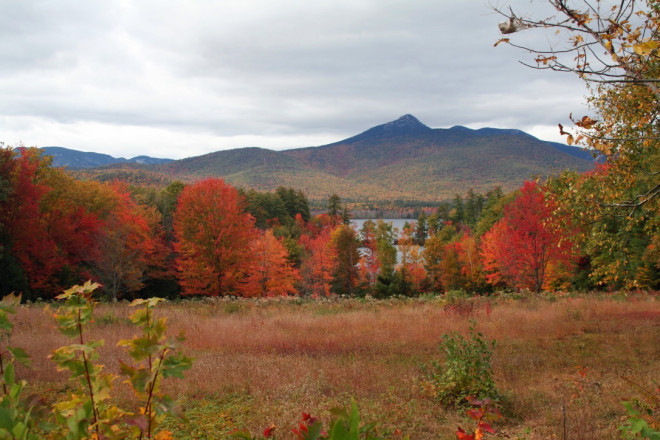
10, 293, 660, 439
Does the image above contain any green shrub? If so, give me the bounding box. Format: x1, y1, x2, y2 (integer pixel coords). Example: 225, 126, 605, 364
420, 325, 499, 408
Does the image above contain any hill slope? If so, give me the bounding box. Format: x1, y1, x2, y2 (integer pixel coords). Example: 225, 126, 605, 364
71, 115, 595, 204
40, 147, 173, 168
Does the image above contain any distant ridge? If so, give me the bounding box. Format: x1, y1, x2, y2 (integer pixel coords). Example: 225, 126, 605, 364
40, 146, 173, 169
67, 115, 595, 203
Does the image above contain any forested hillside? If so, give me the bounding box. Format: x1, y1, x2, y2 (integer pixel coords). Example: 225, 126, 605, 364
69, 115, 595, 205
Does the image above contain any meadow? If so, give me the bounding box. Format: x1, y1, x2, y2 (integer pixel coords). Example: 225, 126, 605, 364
11, 292, 660, 439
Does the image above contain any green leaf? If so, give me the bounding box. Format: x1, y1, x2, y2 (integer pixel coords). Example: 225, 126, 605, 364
161, 354, 193, 379
8, 347, 31, 368
640, 426, 660, 440
0, 406, 15, 431
57, 282, 98, 300
622, 401, 640, 416
11, 421, 27, 439
3, 362, 15, 388
123, 366, 152, 394
305, 421, 324, 440
0, 293, 21, 311
349, 400, 360, 440
0, 314, 13, 333
630, 417, 648, 433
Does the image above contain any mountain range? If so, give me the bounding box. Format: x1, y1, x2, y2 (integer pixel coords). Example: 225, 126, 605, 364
40, 146, 173, 168
45, 115, 596, 204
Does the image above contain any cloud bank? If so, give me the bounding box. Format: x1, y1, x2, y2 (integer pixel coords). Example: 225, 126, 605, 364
0, 1, 589, 159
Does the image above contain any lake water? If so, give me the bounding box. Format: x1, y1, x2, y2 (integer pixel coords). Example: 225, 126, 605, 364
350, 219, 416, 235
350, 219, 422, 264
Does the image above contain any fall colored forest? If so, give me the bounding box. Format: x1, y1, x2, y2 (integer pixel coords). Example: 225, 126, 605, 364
0, 140, 657, 303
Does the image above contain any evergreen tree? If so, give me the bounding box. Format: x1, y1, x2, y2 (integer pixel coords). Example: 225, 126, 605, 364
415, 212, 428, 245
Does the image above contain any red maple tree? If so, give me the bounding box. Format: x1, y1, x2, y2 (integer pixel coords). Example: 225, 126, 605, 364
480, 181, 576, 292
1, 148, 104, 296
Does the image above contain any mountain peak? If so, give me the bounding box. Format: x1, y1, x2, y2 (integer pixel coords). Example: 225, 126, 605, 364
382, 114, 430, 131
343, 114, 432, 144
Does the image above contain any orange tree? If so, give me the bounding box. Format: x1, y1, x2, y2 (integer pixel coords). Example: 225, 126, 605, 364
496, 0, 660, 288
173, 178, 258, 296
299, 224, 336, 297
243, 229, 300, 297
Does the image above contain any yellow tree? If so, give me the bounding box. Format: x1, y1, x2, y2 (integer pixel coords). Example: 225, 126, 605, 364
496, 0, 660, 288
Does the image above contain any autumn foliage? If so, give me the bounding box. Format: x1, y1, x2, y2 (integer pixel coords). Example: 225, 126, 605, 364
0, 147, 159, 299
173, 178, 257, 297
244, 230, 300, 297
0, 136, 653, 300
480, 181, 576, 292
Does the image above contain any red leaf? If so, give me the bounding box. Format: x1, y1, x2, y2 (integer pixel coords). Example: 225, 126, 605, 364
467, 408, 484, 420
456, 427, 475, 440
479, 422, 495, 434
263, 424, 276, 438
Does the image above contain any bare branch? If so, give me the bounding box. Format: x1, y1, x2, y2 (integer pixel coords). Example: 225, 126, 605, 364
494, 0, 660, 100
605, 182, 660, 215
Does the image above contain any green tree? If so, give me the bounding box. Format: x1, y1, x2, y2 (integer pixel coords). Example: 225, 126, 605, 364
330, 224, 361, 296
375, 220, 397, 278
474, 189, 516, 239
415, 211, 428, 245
451, 194, 464, 225
327, 194, 342, 220
464, 189, 478, 228
276, 186, 311, 223
156, 181, 185, 242
244, 189, 290, 229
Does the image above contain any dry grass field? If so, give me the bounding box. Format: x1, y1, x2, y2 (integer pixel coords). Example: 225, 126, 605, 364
10, 292, 660, 439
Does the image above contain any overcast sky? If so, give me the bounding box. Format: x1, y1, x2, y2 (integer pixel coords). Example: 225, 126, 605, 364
0, 0, 592, 160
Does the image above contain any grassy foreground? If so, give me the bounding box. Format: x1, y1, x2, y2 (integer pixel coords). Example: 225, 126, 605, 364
11, 292, 660, 439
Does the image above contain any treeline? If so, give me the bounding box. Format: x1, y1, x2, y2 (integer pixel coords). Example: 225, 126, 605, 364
1, 145, 657, 301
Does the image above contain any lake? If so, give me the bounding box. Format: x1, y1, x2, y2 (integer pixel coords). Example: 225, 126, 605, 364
350, 219, 416, 235
350, 219, 422, 264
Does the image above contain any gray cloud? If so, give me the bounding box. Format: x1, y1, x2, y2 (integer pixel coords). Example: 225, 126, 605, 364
0, 0, 591, 159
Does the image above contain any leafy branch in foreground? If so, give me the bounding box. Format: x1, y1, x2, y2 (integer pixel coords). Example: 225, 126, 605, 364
495, 0, 660, 290
49, 281, 191, 439
619, 378, 660, 439
0, 293, 47, 440
118, 298, 192, 439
